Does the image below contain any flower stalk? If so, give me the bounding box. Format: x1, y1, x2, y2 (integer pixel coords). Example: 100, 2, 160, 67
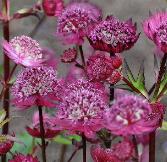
2, 0, 10, 161
38, 106, 47, 162
82, 134, 86, 162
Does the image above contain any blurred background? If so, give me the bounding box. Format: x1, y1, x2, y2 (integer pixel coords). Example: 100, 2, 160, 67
1, 0, 167, 161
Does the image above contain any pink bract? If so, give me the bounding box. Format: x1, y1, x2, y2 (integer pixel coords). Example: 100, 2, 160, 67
9, 154, 39, 162
88, 16, 139, 53
104, 95, 159, 136
54, 79, 109, 138
143, 11, 167, 53
11, 66, 62, 109
42, 0, 64, 16
91, 145, 121, 162
61, 47, 77, 63
56, 1, 102, 45
0, 138, 14, 155
2, 35, 54, 67
26, 112, 59, 138
86, 53, 114, 82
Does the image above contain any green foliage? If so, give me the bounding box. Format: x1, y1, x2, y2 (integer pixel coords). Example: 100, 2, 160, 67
53, 134, 81, 145
160, 120, 167, 131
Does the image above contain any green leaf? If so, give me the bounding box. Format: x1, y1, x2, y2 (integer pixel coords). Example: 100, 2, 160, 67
53, 134, 81, 145
11, 132, 40, 154
0, 109, 6, 123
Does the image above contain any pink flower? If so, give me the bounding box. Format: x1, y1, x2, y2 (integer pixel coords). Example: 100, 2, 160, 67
111, 140, 134, 161
88, 16, 139, 53
86, 53, 114, 82
110, 53, 122, 69
26, 112, 59, 138
143, 11, 167, 53
54, 79, 109, 138
9, 154, 39, 162
2, 35, 54, 67
106, 70, 122, 84
61, 47, 77, 63
11, 66, 62, 109
42, 0, 64, 16
104, 95, 159, 136
91, 145, 121, 162
56, 1, 102, 45
91, 139, 134, 162
0, 138, 14, 155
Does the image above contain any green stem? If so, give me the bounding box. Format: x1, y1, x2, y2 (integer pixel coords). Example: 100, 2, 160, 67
38, 106, 47, 162
2, 0, 10, 161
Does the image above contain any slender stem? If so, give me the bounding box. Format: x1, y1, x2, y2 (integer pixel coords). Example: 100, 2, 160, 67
149, 132, 156, 162
132, 135, 139, 162
6, 64, 17, 83
67, 146, 82, 162
29, 15, 46, 38
60, 145, 67, 162
38, 106, 47, 162
82, 134, 86, 162
79, 45, 85, 66
148, 83, 156, 95
152, 54, 167, 100
2, 0, 10, 161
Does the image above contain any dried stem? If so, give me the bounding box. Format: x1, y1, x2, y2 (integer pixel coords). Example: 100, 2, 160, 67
38, 106, 47, 162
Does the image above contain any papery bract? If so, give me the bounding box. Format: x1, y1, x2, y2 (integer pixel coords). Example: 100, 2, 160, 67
88, 16, 139, 53
42, 0, 64, 16
2, 35, 53, 67
54, 79, 109, 138
0, 138, 14, 155
26, 112, 59, 138
86, 53, 114, 82
143, 11, 167, 53
104, 95, 159, 136
12, 66, 62, 109
61, 47, 77, 63
56, 1, 102, 45
9, 154, 39, 162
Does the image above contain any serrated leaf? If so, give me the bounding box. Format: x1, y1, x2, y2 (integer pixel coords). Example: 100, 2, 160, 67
154, 54, 159, 80
124, 59, 135, 83
136, 60, 145, 84
0, 109, 6, 123
0, 118, 10, 128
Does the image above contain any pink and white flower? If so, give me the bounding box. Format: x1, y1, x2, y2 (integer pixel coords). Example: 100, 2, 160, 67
11, 66, 62, 109
88, 16, 139, 53
143, 11, 167, 53
104, 95, 159, 136
9, 154, 39, 162
56, 1, 102, 45
2, 35, 53, 67
54, 79, 109, 138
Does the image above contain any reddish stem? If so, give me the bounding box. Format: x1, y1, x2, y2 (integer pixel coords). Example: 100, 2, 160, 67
82, 134, 86, 162
2, 0, 10, 161
79, 45, 86, 66
38, 106, 47, 162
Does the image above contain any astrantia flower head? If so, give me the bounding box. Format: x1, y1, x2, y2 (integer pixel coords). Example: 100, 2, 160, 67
143, 11, 167, 52
61, 47, 77, 63
88, 16, 139, 53
86, 53, 114, 82
9, 154, 39, 162
104, 95, 158, 136
0, 138, 14, 155
26, 112, 59, 138
56, 1, 102, 45
55, 79, 109, 138
42, 0, 64, 16
91, 145, 121, 162
2, 35, 52, 67
106, 70, 122, 84
12, 66, 62, 109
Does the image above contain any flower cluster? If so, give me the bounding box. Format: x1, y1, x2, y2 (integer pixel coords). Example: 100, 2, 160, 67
9, 154, 39, 162
104, 95, 159, 136
54, 79, 109, 138
56, 1, 102, 44
11, 66, 62, 109
88, 16, 139, 53
61, 47, 77, 63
